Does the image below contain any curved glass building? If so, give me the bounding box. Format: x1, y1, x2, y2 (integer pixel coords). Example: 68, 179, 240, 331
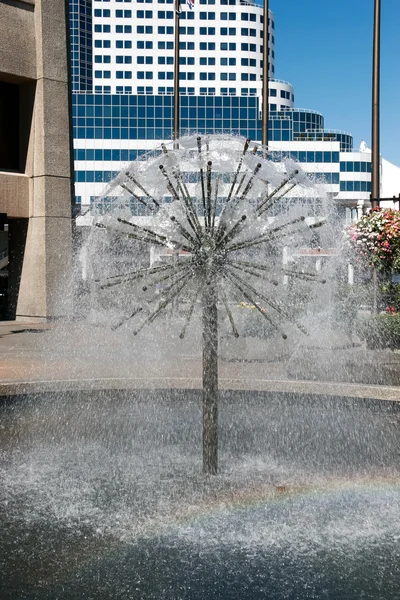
70, 0, 374, 218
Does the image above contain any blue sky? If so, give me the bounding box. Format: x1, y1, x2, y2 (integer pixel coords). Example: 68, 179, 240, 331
270, 0, 400, 168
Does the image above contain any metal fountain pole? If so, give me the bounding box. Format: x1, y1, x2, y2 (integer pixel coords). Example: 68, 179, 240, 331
202, 270, 218, 475
199, 151, 218, 475
262, 0, 269, 149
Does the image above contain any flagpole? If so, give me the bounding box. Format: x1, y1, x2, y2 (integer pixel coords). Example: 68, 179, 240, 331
173, 0, 181, 149
261, 0, 269, 150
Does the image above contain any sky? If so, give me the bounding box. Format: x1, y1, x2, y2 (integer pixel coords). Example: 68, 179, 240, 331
270, 0, 400, 169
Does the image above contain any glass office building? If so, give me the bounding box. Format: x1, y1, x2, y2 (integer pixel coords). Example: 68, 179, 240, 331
70, 0, 372, 216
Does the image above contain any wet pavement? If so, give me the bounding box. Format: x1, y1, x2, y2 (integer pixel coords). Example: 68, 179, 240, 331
0, 319, 399, 403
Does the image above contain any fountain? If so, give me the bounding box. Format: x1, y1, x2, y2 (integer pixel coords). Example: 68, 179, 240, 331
0, 134, 399, 598
88, 134, 327, 475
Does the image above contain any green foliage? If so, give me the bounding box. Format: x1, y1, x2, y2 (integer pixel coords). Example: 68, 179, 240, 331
356, 313, 400, 350
379, 282, 400, 313
332, 283, 373, 334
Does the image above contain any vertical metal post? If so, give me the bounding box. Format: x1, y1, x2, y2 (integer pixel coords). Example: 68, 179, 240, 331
261, 0, 269, 149
202, 279, 218, 475
173, 0, 181, 149
371, 0, 381, 209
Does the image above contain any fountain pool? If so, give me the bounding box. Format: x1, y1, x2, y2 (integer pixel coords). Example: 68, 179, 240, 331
0, 388, 399, 599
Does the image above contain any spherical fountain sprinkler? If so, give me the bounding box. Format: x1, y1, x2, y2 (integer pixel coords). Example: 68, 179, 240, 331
92, 134, 327, 475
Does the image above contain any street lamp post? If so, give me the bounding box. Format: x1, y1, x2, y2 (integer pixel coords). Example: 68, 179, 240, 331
370, 0, 381, 314
262, 0, 269, 149
371, 0, 381, 210
173, 0, 181, 149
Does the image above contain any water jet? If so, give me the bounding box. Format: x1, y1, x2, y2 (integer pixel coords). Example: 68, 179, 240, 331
89, 134, 326, 475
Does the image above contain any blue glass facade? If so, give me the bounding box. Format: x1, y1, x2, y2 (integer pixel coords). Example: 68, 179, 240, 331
70, 0, 93, 92
72, 93, 352, 151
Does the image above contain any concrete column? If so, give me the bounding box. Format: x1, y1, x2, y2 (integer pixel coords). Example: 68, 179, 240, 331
16, 0, 72, 320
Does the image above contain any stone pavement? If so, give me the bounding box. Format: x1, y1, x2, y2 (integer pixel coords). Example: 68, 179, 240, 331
0, 319, 399, 403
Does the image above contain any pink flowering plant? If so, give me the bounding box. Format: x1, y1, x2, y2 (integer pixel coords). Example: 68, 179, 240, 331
345, 208, 400, 273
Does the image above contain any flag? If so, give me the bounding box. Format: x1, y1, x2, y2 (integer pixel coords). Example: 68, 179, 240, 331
187, 0, 194, 10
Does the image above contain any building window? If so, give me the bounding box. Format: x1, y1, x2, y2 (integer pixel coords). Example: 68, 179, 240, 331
0, 82, 21, 170
117, 25, 132, 32
180, 57, 194, 65
199, 11, 215, 19
200, 57, 215, 65
94, 8, 110, 16
199, 27, 215, 35
94, 24, 111, 32
221, 28, 235, 35
180, 11, 195, 19
220, 42, 236, 50
94, 55, 111, 63
94, 70, 111, 78
200, 42, 215, 50
115, 9, 132, 17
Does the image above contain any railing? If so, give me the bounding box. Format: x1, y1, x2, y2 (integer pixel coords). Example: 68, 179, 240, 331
306, 128, 352, 137
289, 108, 323, 117
269, 79, 293, 88
239, 0, 264, 7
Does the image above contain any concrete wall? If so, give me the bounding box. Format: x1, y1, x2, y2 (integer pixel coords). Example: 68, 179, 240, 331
0, 0, 73, 320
